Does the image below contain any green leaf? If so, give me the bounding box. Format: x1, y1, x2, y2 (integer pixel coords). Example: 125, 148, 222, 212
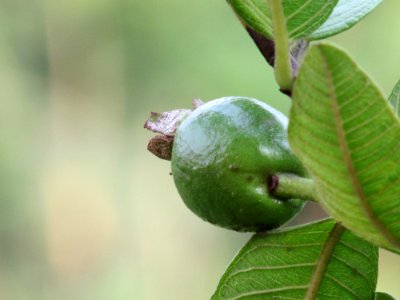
308, 0, 383, 40
212, 219, 378, 300
375, 292, 397, 300
388, 80, 400, 116
227, 0, 338, 40
289, 43, 400, 253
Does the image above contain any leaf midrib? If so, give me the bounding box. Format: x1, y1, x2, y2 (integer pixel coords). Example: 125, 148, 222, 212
305, 223, 346, 300
318, 47, 400, 248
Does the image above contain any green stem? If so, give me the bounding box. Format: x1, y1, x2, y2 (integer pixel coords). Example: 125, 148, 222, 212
268, 0, 293, 93
304, 223, 346, 300
271, 173, 316, 202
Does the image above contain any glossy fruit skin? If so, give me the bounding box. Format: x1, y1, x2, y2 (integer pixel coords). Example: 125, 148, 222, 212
171, 97, 307, 232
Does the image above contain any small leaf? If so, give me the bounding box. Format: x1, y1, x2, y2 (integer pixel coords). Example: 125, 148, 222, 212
228, 0, 338, 39
283, 0, 338, 39
388, 80, 400, 116
308, 0, 383, 40
228, 0, 272, 39
375, 292, 397, 300
289, 43, 400, 253
212, 219, 378, 300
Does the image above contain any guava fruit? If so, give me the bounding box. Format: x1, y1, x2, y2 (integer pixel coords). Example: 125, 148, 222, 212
146, 96, 307, 231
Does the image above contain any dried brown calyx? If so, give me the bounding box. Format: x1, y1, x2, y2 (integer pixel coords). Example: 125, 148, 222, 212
144, 98, 204, 160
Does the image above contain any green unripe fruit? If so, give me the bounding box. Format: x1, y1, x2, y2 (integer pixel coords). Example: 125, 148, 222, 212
171, 97, 307, 232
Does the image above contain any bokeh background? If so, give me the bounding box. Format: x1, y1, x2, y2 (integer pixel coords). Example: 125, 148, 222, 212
0, 0, 399, 299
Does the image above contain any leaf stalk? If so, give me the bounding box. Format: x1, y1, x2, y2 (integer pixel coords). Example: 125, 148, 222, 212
268, 0, 293, 93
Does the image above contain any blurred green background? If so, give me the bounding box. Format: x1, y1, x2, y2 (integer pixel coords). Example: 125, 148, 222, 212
0, 0, 399, 299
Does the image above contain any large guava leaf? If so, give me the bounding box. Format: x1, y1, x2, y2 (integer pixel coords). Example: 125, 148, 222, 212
308, 0, 383, 40
289, 43, 400, 253
227, 0, 338, 40
212, 219, 378, 299
375, 292, 397, 300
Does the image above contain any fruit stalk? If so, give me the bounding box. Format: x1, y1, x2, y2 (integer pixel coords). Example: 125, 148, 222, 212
270, 173, 317, 203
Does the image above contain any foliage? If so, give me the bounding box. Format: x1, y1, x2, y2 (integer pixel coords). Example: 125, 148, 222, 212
290, 43, 400, 253
212, 219, 378, 300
